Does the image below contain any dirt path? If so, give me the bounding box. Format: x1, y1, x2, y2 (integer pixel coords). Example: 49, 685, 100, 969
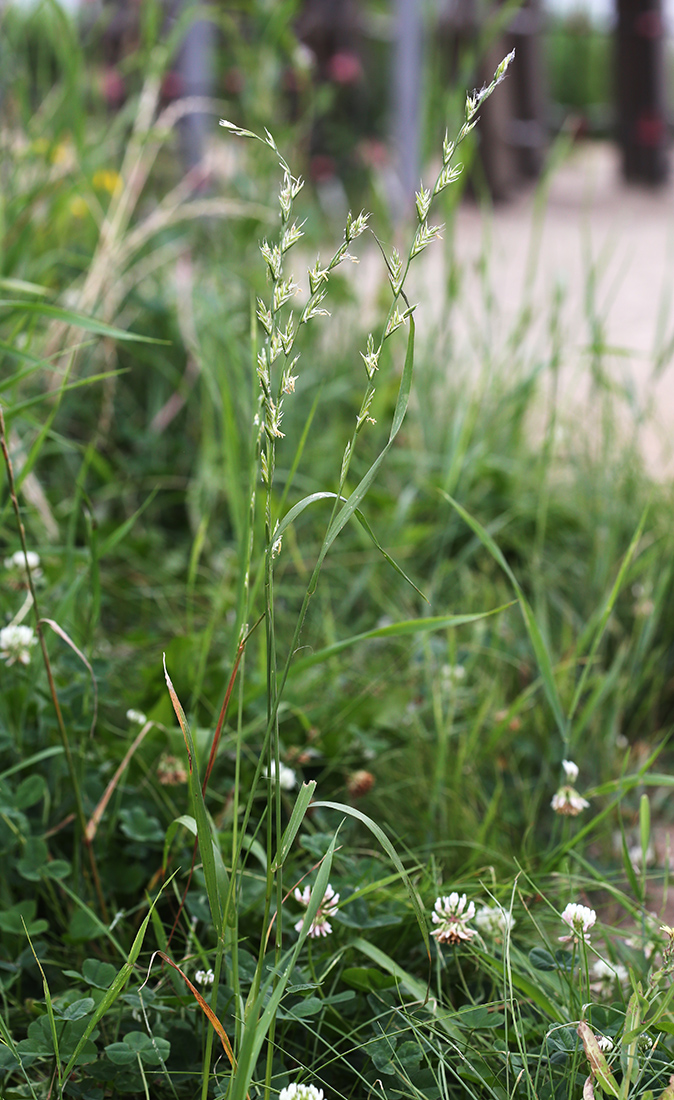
438, 141, 674, 474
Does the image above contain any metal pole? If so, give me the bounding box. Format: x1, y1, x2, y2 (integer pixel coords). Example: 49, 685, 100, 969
392, 0, 423, 216
176, 0, 215, 174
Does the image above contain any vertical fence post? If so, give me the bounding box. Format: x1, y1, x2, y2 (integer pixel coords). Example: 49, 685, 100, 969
392, 0, 424, 215
616, 0, 668, 183
176, 0, 215, 174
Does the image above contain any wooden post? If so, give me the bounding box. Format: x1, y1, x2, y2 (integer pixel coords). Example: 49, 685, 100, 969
616, 0, 668, 183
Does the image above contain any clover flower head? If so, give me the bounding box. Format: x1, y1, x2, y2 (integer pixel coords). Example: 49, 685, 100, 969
431, 892, 476, 945
474, 904, 515, 939
591, 958, 629, 993
294, 883, 339, 938
156, 753, 188, 786
4, 549, 41, 575
562, 759, 579, 783
279, 1084, 324, 1100
347, 769, 375, 798
0, 624, 38, 666
559, 902, 596, 942
551, 785, 590, 816
441, 663, 465, 685
265, 760, 297, 791
596, 1034, 613, 1052
195, 968, 214, 986
624, 934, 656, 959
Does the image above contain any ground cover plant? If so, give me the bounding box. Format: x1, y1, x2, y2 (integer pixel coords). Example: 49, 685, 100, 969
2, 7, 674, 1100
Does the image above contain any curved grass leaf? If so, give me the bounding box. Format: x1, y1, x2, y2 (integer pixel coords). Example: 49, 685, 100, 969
310, 800, 430, 962
5, 369, 128, 418
272, 780, 317, 870
0, 300, 164, 342
289, 604, 514, 675
230, 833, 339, 1100
275, 488, 425, 599
441, 491, 567, 739
351, 938, 462, 1040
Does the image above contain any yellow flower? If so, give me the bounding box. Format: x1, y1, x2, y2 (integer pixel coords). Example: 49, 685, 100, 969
92, 169, 122, 194
51, 141, 71, 165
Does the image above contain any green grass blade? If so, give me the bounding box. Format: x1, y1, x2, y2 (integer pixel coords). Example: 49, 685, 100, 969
323, 318, 416, 554
230, 834, 338, 1100
0, 1012, 39, 1099
23, 923, 61, 1089
57, 880, 126, 960
568, 506, 648, 725
272, 780, 317, 870
353, 506, 428, 600
311, 800, 430, 961
98, 488, 159, 557
275, 489, 426, 599
289, 605, 515, 675
351, 938, 462, 1040
442, 492, 567, 738
0, 746, 64, 781
5, 369, 128, 418
0, 299, 165, 342
0, 278, 49, 296
274, 491, 344, 542
389, 314, 415, 440
163, 657, 225, 927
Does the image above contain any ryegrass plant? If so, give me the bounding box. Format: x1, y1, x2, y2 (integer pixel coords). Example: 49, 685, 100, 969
2, 14, 674, 1100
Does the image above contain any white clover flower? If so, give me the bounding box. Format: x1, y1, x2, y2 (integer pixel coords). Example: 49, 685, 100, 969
4, 549, 41, 574
596, 1034, 613, 1052
279, 1085, 324, 1100
294, 883, 339, 938
0, 624, 38, 666
265, 761, 297, 791
126, 709, 147, 725
431, 892, 476, 945
562, 759, 579, 783
474, 904, 515, 939
551, 785, 590, 816
440, 663, 466, 687
194, 968, 214, 986
559, 902, 596, 943
591, 958, 629, 993
627, 841, 655, 870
